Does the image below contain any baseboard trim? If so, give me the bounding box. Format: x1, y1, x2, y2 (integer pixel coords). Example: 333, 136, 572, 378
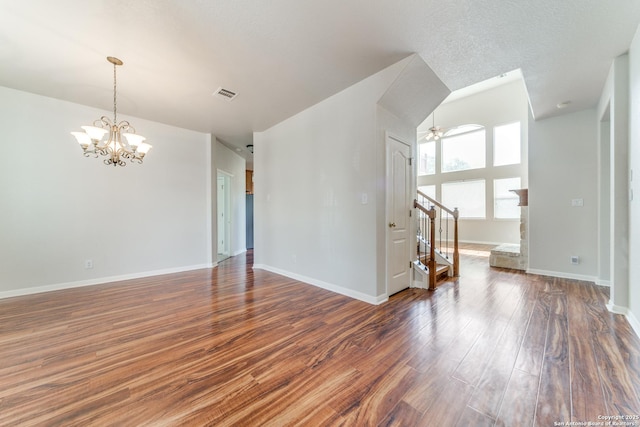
604, 302, 640, 340
233, 249, 247, 256
253, 264, 387, 305
606, 301, 628, 315
0, 263, 216, 300
627, 310, 640, 339
526, 268, 597, 283
595, 279, 612, 287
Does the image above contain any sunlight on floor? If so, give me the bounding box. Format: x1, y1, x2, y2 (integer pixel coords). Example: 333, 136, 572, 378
458, 247, 492, 257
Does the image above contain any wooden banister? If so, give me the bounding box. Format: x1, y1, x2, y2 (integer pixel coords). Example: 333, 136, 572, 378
428, 206, 436, 290
453, 207, 459, 277
414, 200, 437, 290
417, 190, 457, 217
414, 192, 460, 282
413, 198, 435, 217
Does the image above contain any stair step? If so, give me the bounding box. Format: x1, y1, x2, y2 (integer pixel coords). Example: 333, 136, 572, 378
413, 260, 451, 290
435, 264, 450, 277
415, 260, 450, 277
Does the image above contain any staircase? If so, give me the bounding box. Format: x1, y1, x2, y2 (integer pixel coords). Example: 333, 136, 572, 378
413, 190, 460, 290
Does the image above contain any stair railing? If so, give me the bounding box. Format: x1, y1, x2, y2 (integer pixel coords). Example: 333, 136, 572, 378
414, 201, 437, 290
415, 190, 460, 278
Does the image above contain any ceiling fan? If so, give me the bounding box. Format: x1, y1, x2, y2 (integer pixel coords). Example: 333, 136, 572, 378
418, 113, 445, 141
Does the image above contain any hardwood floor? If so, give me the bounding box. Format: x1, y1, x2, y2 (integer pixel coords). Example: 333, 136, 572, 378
1, 246, 639, 426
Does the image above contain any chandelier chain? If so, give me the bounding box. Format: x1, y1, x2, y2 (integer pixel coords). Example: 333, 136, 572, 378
113, 61, 117, 123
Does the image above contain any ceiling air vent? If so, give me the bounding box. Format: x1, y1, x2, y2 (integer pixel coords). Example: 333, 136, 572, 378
213, 87, 238, 101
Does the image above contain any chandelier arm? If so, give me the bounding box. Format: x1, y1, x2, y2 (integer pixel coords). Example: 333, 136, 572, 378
97, 116, 112, 126
73, 56, 150, 167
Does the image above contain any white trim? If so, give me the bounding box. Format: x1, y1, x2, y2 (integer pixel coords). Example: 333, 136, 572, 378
233, 249, 247, 256
385, 132, 413, 297
0, 263, 215, 300
526, 268, 597, 283
206, 135, 214, 267
604, 302, 640, 340
412, 261, 429, 289
606, 301, 628, 315
627, 310, 640, 339
253, 264, 388, 305
216, 170, 232, 259
595, 278, 612, 287
216, 168, 234, 178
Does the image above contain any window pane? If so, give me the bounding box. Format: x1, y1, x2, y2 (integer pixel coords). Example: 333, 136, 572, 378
442, 180, 485, 218
494, 177, 521, 219
494, 122, 521, 166
418, 141, 435, 175
444, 124, 483, 137
418, 185, 436, 200
442, 129, 486, 172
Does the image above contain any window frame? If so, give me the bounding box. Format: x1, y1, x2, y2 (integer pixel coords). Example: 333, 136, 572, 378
493, 121, 521, 167
441, 126, 487, 174
493, 177, 522, 220
441, 179, 487, 219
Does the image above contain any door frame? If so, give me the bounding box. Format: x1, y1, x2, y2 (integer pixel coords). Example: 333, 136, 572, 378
217, 169, 233, 261
385, 132, 415, 296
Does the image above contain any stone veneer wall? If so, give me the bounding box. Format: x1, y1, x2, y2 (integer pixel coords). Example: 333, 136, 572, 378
519, 206, 528, 269
489, 204, 528, 270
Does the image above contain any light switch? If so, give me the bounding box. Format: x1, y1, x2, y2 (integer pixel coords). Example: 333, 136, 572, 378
571, 198, 584, 207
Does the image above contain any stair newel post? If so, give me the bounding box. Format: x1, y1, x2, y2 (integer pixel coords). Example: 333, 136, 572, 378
413, 199, 421, 266
428, 206, 437, 291
453, 207, 460, 277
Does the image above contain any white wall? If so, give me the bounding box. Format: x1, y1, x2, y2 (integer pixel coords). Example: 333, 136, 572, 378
0, 86, 212, 297
599, 55, 631, 312
528, 108, 598, 280
628, 27, 640, 333
254, 55, 447, 303
253, 60, 407, 303
418, 80, 529, 244
214, 141, 247, 256
375, 55, 450, 296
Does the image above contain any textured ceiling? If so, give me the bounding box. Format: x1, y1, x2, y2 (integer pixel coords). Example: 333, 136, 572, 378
1, 0, 639, 160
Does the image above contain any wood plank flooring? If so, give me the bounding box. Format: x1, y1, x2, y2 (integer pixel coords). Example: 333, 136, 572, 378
1, 246, 639, 426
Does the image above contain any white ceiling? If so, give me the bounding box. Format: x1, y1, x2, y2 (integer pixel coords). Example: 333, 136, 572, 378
1, 0, 639, 161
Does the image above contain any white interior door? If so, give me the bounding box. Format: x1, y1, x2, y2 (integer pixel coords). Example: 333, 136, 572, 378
387, 134, 412, 296
217, 172, 231, 261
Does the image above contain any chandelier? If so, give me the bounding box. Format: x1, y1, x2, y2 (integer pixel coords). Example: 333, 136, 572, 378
425, 112, 444, 141
71, 56, 151, 167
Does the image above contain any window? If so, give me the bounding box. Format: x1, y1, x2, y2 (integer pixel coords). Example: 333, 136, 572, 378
418, 185, 436, 200
494, 122, 521, 166
441, 126, 486, 173
442, 180, 486, 218
494, 177, 521, 219
418, 141, 435, 176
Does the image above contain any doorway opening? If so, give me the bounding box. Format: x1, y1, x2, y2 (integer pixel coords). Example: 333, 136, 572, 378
217, 171, 232, 262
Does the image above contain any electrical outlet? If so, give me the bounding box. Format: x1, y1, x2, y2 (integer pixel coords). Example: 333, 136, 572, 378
571, 198, 584, 207
84, 259, 93, 269
570, 256, 580, 265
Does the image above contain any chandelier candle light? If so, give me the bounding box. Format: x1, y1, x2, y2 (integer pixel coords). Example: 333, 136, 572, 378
71, 56, 151, 167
